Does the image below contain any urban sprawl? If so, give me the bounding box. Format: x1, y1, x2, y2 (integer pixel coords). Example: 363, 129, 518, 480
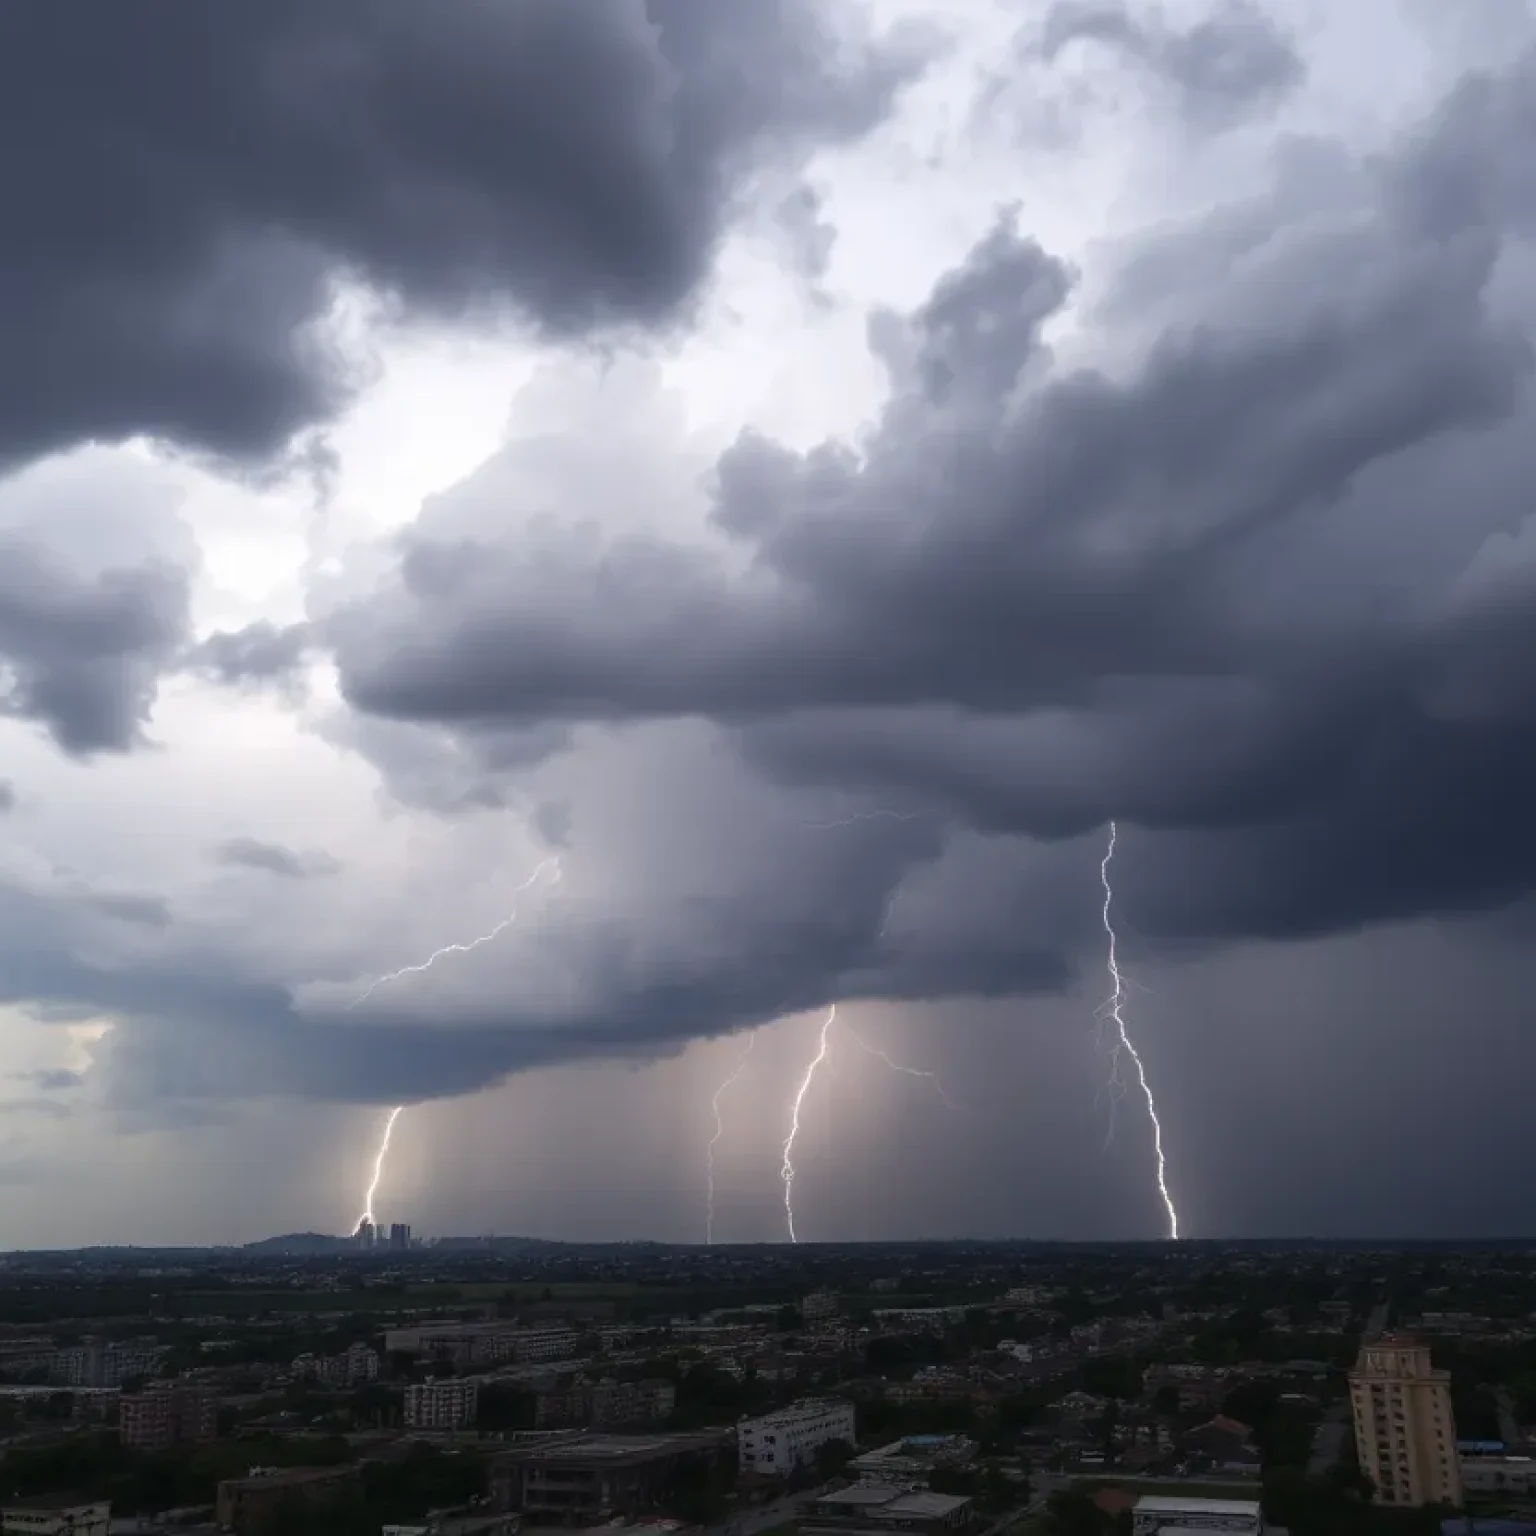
0, 1241, 1530, 1536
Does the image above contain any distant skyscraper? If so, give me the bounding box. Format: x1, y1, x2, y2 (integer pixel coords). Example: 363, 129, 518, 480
354, 1219, 376, 1249
389, 1223, 411, 1250
1349, 1334, 1462, 1507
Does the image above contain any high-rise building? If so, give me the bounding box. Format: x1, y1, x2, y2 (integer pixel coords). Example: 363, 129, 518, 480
1349, 1334, 1461, 1507
354, 1219, 376, 1249
389, 1222, 411, 1250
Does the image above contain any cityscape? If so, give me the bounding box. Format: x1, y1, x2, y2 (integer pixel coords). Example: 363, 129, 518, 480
4, 0, 1536, 1531
0, 1240, 1529, 1535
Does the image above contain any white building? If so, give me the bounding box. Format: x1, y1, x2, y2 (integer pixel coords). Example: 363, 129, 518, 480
511, 1328, 579, 1363
405, 1377, 480, 1431
1131, 1496, 1263, 1536
738, 1399, 856, 1476
1, 1498, 111, 1535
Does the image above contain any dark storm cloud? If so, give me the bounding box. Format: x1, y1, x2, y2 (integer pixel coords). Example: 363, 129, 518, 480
330, 46, 1536, 947
0, 539, 190, 754
0, 0, 932, 468
1034, 0, 1305, 130
213, 838, 341, 881
0, 808, 1074, 1107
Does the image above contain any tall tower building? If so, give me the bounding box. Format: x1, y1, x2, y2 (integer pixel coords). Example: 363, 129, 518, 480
389, 1223, 411, 1250
1349, 1334, 1461, 1508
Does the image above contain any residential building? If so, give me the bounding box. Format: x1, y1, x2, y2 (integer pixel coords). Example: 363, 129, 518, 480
48, 1338, 165, 1389
295, 1341, 382, 1389
216, 1465, 360, 1533
849, 1436, 977, 1486
1131, 1496, 1262, 1536
801, 1488, 974, 1536
1349, 1334, 1462, 1507
492, 1430, 729, 1524
591, 1378, 675, 1428
390, 1222, 413, 1249
406, 1377, 480, 1430
118, 1381, 217, 1450
385, 1322, 577, 1369
737, 1399, 856, 1476
1459, 1451, 1536, 1496
803, 1291, 840, 1321
0, 1497, 110, 1535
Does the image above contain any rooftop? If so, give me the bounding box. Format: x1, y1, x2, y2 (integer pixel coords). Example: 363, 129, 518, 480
1135, 1498, 1262, 1516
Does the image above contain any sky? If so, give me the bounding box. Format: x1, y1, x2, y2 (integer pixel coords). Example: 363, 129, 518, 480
2, 0, 1535, 1248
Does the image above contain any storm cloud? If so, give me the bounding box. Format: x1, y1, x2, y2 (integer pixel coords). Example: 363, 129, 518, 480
4, 0, 1535, 1243
0, 0, 931, 467
331, 43, 1536, 949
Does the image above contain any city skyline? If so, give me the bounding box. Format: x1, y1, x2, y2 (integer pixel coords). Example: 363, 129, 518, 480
2, 0, 1536, 1247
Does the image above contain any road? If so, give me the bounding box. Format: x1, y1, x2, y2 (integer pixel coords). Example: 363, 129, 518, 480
1309, 1403, 1351, 1476
711, 1484, 833, 1536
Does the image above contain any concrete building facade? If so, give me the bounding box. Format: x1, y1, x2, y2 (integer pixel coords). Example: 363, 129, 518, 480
1349, 1335, 1462, 1508
406, 1377, 480, 1431
118, 1381, 217, 1451
738, 1399, 856, 1476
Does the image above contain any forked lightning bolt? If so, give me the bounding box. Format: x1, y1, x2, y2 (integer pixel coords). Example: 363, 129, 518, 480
781, 1005, 836, 1244
842, 1022, 959, 1110
1100, 821, 1179, 1240
706, 1032, 756, 1246
358, 1104, 403, 1230
348, 857, 562, 1008
802, 810, 926, 831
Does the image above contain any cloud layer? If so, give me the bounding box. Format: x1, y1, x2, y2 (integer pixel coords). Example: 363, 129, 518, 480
0, 0, 928, 467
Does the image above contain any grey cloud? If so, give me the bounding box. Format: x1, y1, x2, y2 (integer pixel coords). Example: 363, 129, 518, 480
190, 621, 313, 688
1035, 0, 1305, 130
0, 781, 13, 813
0, 539, 190, 754
84, 891, 173, 929
213, 838, 341, 881
328, 48, 1536, 950
14, 1069, 85, 1092
0, 0, 933, 469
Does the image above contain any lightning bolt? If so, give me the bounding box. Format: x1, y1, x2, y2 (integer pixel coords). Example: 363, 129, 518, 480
802, 810, 926, 830
358, 1104, 403, 1230
348, 856, 561, 1008
841, 1022, 959, 1111
706, 1032, 756, 1246
781, 1004, 836, 1244
1099, 821, 1179, 1240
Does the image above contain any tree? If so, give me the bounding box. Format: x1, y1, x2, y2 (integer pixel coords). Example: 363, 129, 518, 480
816, 1439, 855, 1480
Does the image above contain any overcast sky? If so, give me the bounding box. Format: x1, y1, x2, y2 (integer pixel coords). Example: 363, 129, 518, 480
2, 0, 1534, 1248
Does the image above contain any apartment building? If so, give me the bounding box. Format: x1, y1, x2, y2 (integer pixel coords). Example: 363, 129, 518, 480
738, 1399, 856, 1476
1349, 1335, 1462, 1507
118, 1381, 217, 1451
406, 1377, 480, 1431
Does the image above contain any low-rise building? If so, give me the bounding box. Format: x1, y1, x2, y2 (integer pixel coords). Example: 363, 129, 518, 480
493, 1430, 730, 1524
406, 1377, 480, 1431
1131, 1496, 1263, 1536
801, 1487, 974, 1536
849, 1436, 977, 1486
0, 1497, 110, 1535
215, 1465, 359, 1534
738, 1399, 856, 1476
